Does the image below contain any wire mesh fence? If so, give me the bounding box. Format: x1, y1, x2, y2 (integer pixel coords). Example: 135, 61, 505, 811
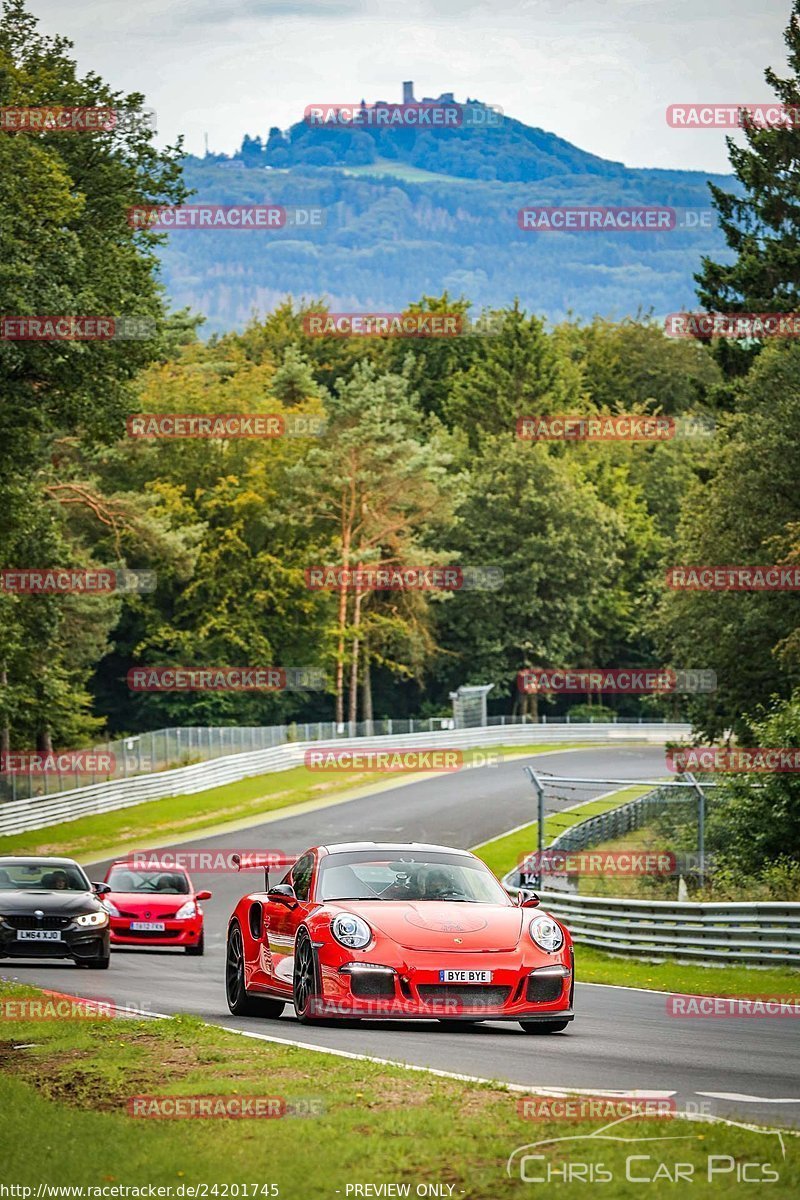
0, 713, 675, 804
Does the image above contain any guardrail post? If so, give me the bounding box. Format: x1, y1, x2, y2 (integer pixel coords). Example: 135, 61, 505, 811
685, 771, 706, 886
524, 766, 546, 888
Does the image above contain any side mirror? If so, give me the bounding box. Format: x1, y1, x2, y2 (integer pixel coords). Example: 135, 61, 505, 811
93, 882, 111, 895
516, 889, 540, 908
196, 890, 212, 901
267, 883, 298, 908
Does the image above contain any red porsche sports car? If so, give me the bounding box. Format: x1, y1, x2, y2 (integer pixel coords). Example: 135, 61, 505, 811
225, 842, 574, 1032
103, 860, 212, 954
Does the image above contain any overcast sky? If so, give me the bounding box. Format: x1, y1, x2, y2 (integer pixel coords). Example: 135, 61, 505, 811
29, 0, 792, 172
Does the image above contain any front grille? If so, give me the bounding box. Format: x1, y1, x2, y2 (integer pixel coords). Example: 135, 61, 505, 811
119, 928, 180, 938
349, 973, 396, 999
4, 941, 71, 956
526, 974, 565, 1004
4, 915, 71, 930
118, 909, 179, 919
417, 985, 510, 1008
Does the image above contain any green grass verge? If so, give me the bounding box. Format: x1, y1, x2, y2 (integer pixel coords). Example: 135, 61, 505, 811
0, 742, 590, 863
576, 944, 800, 996
0, 981, 797, 1196
570, 821, 687, 899
472, 785, 651, 878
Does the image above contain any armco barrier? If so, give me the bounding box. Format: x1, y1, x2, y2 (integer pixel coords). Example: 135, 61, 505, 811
0, 722, 688, 837
530, 891, 800, 966
0, 714, 681, 804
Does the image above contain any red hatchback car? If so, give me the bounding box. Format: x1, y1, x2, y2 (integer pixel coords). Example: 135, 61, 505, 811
103, 861, 211, 954
225, 841, 574, 1032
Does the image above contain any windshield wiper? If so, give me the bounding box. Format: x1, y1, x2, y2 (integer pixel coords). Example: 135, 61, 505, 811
325, 895, 381, 901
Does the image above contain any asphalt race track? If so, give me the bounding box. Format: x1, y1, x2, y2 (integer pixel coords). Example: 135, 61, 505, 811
3, 746, 799, 1130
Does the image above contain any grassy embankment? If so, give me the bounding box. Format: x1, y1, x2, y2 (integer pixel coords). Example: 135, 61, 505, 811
0, 981, 796, 1196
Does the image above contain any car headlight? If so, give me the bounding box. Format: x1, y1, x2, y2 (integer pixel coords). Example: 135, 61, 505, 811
331, 913, 372, 949
175, 900, 197, 920
529, 913, 564, 953
75, 910, 109, 928
104, 900, 121, 917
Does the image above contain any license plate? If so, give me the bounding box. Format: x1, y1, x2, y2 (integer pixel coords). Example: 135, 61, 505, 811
439, 969, 492, 983
17, 929, 62, 941
130, 921, 165, 931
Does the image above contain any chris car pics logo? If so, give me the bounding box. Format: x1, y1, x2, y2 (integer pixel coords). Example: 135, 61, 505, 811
507, 1112, 785, 1184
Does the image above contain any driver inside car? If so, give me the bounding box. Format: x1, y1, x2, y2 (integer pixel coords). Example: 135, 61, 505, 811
423, 867, 460, 898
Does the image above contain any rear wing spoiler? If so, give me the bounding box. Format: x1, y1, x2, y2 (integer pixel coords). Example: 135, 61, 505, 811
230, 852, 297, 892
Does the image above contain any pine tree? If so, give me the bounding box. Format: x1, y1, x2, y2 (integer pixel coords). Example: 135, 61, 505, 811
695, 1, 800, 375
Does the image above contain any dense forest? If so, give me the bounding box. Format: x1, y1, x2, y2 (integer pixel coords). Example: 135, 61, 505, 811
0, 0, 797, 774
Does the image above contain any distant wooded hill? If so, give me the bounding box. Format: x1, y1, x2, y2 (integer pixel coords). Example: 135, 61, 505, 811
154, 97, 736, 334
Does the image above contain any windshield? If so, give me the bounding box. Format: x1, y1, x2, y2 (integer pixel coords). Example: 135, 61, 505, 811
107, 867, 190, 894
0, 861, 91, 892
317, 850, 510, 904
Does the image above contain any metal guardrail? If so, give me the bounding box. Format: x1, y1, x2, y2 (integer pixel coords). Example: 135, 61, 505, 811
502, 786, 800, 965
533, 891, 800, 966
0, 722, 689, 837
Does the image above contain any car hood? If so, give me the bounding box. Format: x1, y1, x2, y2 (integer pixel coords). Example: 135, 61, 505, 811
0, 890, 102, 916
107, 891, 191, 914
329, 901, 524, 952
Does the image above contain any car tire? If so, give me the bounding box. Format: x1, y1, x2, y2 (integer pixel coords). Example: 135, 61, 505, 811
84, 956, 110, 970
293, 929, 327, 1024
185, 932, 205, 956
518, 1020, 570, 1034
225, 921, 285, 1019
